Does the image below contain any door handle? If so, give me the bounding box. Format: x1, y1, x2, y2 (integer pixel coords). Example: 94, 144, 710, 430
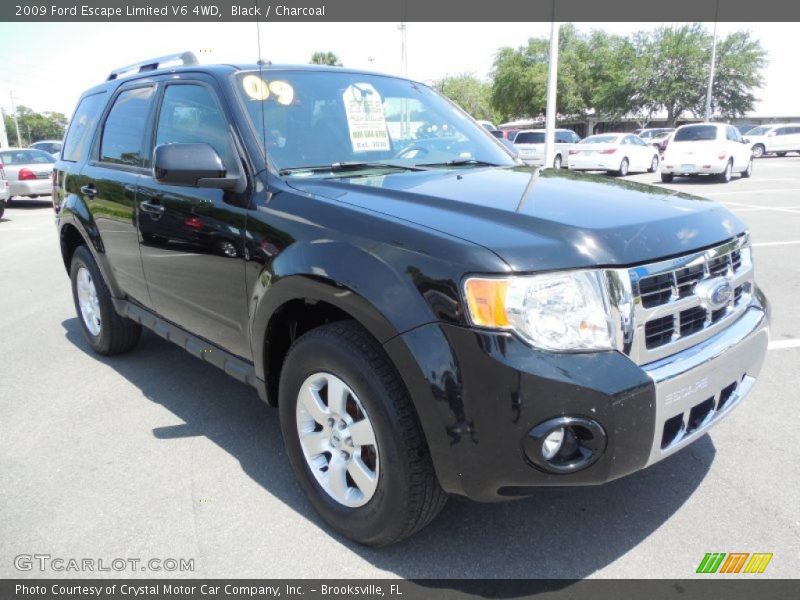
140, 199, 165, 214
80, 184, 98, 198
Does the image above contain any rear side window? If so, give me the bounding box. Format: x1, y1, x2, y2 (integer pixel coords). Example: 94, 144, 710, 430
674, 126, 718, 142
555, 131, 571, 143
99, 86, 155, 167
62, 92, 106, 162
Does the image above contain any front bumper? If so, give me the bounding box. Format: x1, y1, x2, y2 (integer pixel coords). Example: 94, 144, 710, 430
389, 296, 768, 501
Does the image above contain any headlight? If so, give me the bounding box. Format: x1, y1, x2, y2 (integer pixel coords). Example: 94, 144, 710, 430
464, 271, 615, 351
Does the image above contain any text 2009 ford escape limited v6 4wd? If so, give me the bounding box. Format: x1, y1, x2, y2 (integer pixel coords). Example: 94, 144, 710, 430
53, 53, 770, 546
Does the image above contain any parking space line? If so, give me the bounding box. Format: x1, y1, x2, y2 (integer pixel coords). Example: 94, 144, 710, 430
752, 240, 800, 247
768, 339, 800, 350
718, 201, 800, 214
704, 188, 800, 196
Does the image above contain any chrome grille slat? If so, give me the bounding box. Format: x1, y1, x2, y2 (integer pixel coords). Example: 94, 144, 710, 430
626, 235, 754, 365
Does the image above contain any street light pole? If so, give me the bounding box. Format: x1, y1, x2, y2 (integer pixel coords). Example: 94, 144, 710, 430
8, 85, 22, 147
704, 1, 720, 122
544, 19, 560, 169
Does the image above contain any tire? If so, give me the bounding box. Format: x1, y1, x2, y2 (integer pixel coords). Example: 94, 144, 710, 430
70, 245, 141, 355
741, 158, 753, 178
553, 154, 562, 169
717, 160, 733, 183
616, 158, 629, 177
648, 155, 659, 173
660, 172, 674, 183
752, 144, 765, 158
0, 200, 5, 219
279, 321, 447, 546
777, 152, 787, 157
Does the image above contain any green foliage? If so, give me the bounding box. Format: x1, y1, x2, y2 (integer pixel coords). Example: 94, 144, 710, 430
309, 51, 343, 66
489, 23, 766, 126
4, 105, 68, 147
435, 73, 498, 123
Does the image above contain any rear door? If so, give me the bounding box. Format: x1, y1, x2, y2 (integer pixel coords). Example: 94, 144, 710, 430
137, 76, 251, 358
80, 83, 156, 305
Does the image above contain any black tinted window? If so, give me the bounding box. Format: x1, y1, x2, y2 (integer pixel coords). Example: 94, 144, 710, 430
515, 132, 545, 144
155, 84, 238, 175
62, 92, 106, 162
99, 86, 154, 167
674, 126, 718, 142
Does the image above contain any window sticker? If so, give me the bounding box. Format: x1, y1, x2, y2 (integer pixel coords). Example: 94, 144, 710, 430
342, 83, 390, 153
269, 81, 294, 105
242, 75, 270, 100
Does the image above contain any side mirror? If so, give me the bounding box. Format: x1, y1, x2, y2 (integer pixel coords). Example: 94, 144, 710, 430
499, 138, 520, 159
741, 138, 750, 144
153, 143, 238, 189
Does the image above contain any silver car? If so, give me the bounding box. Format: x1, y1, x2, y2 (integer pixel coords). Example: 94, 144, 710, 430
0, 148, 54, 200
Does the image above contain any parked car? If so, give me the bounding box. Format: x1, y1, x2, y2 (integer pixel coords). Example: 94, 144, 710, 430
0, 148, 55, 201
0, 162, 9, 219
633, 127, 674, 141
568, 133, 660, 176
54, 53, 769, 546
476, 120, 498, 132
513, 128, 581, 168
30, 139, 63, 158
744, 123, 800, 158
649, 130, 673, 155
661, 123, 753, 183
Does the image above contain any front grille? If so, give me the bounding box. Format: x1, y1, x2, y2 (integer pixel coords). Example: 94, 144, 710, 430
626, 235, 754, 365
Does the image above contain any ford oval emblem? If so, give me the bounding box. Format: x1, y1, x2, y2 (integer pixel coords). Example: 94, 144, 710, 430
695, 276, 733, 311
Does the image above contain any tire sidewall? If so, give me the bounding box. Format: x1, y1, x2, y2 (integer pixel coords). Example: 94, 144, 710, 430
278, 329, 416, 545
619, 158, 629, 176
70, 246, 115, 354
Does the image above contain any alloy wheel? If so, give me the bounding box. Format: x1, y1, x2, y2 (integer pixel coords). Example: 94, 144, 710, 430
76, 266, 102, 336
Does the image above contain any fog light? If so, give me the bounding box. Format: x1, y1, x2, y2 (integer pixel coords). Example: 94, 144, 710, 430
541, 428, 564, 459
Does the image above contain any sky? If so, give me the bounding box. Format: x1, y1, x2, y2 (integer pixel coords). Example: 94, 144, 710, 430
0, 21, 796, 120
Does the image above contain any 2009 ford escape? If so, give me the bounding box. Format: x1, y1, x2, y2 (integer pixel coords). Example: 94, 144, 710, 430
53, 53, 770, 546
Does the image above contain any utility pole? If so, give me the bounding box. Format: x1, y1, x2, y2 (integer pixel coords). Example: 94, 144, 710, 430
0, 108, 9, 149
543, 19, 560, 169
704, 0, 720, 122
8, 85, 22, 147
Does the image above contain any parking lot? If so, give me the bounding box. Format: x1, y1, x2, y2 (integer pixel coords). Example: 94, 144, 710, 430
1, 155, 798, 579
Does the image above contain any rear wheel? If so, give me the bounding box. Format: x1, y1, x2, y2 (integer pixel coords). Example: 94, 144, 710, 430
717, 160, 733, 183
660, 172, 674, 183
648, 155, 659, 173
741, 158, 753, 178
279, 321, 447, 546
752, 144, 765, 158
777, 152, 787, 157
0, 200, 5, 219
553, 154, 562, 169
70, 245, 141, 355
616, 158, 629, 177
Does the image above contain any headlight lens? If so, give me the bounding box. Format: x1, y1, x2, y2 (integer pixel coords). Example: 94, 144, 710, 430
464, 271, 614, 351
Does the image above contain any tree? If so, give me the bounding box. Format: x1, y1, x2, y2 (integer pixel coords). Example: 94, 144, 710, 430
3, 105, 68, 147
435, 73, 498, 123
309, 51, 342, 66
632, 25, 766, 125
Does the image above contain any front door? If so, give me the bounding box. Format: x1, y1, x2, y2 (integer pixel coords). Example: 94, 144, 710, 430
138, 78, 251, 358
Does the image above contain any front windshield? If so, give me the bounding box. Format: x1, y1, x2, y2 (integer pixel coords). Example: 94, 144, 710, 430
234, 70, 515, 174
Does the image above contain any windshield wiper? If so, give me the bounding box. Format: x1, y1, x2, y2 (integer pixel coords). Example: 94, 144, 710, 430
279, 161, 429, 176
418, 158, 502, 168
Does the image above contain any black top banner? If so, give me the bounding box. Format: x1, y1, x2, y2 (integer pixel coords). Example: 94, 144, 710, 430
3, 0, 800, 22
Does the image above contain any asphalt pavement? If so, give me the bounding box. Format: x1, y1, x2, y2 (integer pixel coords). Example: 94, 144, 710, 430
1, 155, 798, 579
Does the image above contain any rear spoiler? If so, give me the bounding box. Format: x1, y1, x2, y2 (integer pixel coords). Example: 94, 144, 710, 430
107, 51, 198, 81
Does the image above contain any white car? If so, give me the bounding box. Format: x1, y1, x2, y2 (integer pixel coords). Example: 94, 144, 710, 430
29, 139, 63, 158
661, 123, 753, 183
744, 123, 800, 158
568, 133, 660, 176
0, 148, 55, 200
513, 128, 581, 168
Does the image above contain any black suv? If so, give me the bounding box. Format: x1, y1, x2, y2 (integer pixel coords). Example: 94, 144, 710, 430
54, 53, 770, 546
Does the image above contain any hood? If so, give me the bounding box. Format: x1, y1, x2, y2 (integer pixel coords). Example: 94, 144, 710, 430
287, 167, 745, 272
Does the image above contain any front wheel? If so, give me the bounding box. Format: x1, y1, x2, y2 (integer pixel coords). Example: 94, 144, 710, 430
553, 154, 562, 169
752, 144, 765, 158
279, 321, 447, 546
648, 155, 659, 173
70, 245, 141, 355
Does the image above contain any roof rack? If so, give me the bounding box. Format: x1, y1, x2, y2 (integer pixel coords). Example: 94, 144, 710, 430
107, 51, 199, 81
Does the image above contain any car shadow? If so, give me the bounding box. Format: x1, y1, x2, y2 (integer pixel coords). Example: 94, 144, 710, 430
62, 318, 715, 580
